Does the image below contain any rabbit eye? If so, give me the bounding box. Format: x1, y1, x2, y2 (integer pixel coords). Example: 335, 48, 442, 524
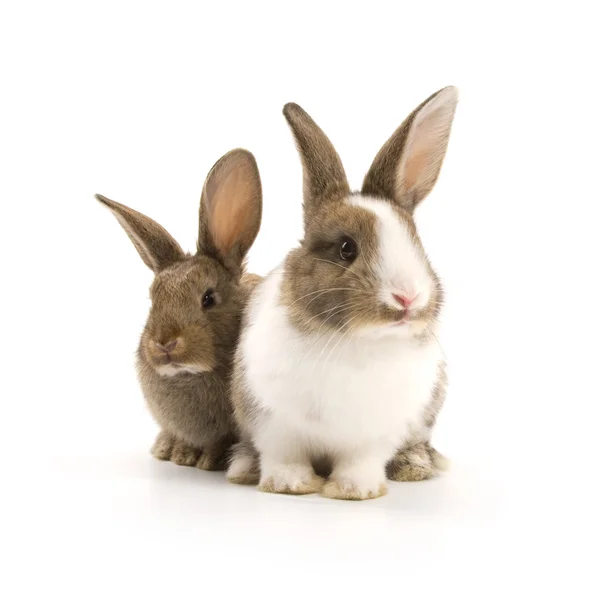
339, 237, 358, 262
202, 289, 216, 309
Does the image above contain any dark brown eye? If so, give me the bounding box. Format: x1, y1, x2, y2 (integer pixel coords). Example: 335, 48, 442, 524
339, 237, 358, 262
202, 289, 216, 309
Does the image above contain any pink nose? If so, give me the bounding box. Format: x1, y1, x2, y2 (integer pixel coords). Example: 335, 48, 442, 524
155, 340, 178, 353
392, 294, 414, 308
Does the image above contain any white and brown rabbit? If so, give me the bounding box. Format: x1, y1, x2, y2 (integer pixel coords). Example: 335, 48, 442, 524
97, 149, 262, 470
227, 88, 458, 498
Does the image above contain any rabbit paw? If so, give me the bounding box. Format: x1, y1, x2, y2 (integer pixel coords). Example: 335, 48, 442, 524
428, 446, 451, 471
151, 431, 200, 466
322, 478, 388, 501
259, 465, 325, 495
151, 431, 175, 461
386, 443, 447, 482
151, 432, 230, 470
170, 440, 203, 466
227, 453, 260, 485
195, 448, 226, 471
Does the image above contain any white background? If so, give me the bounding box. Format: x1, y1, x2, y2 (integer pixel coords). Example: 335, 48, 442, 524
1, 1, 599, 598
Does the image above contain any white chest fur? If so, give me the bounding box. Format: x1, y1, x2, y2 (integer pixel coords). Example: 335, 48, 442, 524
241, 271, 442, 454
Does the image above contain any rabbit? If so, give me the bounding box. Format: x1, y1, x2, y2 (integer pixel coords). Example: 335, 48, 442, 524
226, 87, 458, 498
96, 149, 262, 470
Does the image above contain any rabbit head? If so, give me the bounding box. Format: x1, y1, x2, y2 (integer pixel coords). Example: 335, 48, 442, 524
281, 87, 458, 339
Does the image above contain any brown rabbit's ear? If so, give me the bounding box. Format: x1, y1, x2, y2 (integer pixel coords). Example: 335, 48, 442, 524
362, 86, 458, 213
95, 194, 185, 273
283, 103, 350, 224
198, 149, 262, 267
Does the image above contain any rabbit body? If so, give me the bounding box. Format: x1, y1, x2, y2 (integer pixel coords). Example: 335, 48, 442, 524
97, 150, 263, 470
229, 87, 458, 498
239, 267, 443, 495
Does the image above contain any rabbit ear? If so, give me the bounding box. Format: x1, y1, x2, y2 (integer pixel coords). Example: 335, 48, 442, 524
283, 103, 350, 223
198, 149, 262, 267
362, 86, 458, 213
96, 194, 185, 273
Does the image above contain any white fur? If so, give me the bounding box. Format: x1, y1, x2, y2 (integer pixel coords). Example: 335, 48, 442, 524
239, 201, 442, 498
431, 452, 451, 471
155, 363, 211, 377
226, 454, 256, 481
350, 196, 433, 312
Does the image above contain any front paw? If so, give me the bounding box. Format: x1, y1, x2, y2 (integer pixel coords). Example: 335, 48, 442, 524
150, 432, 229, 470
322, 478, 388, 501
196, 450, 226, 471
151, 431, 175, 461
259, 465, 324, 495
171, 440, 203, 467
151, 432, 201, 466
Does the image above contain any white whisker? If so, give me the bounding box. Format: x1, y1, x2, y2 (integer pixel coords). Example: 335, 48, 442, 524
286, 286, 356, 310
320, 313, 362, 373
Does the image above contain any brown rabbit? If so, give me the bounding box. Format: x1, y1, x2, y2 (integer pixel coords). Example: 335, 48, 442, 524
96, 149, 262, 470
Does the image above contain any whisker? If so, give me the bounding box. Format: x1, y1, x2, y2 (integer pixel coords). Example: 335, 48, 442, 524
322, 313, 362, 371
294, 305, 354, 369
286, 287, 356, 310
317, 310, 359, 363
308, 327, 340, 379
312, 258, 371, 290
303, 289, 355, 311
430, 330, 446, 358
300, 301, 354, 328
313, 258, 354, 273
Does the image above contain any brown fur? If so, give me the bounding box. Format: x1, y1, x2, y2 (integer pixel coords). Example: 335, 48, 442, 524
228, 89, 458, 495
282, 103, 350, 229
95, 197, 186, 273
96, 149, 262, 470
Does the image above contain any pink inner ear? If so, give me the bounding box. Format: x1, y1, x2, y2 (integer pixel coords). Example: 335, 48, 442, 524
397, 91, 457, 201
403, 149, 430, 192
207, 161, 255, 256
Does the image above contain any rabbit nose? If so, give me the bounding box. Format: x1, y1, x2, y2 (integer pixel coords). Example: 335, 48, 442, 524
392, 293, 415, 309
155, 339, 178, 353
